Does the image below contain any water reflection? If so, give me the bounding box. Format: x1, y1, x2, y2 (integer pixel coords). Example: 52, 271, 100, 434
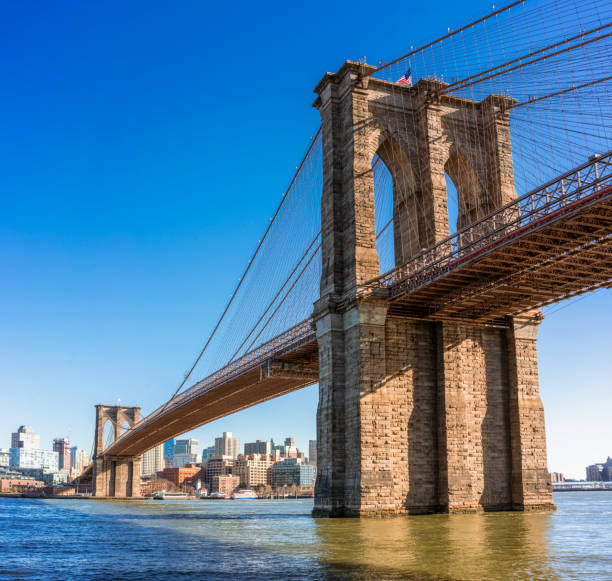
315, 511, 557, 580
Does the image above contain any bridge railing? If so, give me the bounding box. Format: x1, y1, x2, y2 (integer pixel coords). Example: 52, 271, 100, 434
365, 151, 612, 298
122, 318, 316, 435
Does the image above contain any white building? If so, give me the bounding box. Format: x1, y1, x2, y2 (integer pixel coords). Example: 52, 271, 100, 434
142, 444, 164, 476
10, 448, 59, 471
214, 432, 240, 459
0, 449, 9, 468
11, 426, 40, 450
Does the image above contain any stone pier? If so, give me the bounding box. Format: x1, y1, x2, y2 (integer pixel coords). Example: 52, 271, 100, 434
312, 61, 553, 516
92, 405, 141, 498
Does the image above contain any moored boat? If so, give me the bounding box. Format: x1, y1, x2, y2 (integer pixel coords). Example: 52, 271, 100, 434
231, 489, 257, 499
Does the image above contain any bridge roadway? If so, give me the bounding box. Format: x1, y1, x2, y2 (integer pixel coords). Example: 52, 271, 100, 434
101, 152, 612, 459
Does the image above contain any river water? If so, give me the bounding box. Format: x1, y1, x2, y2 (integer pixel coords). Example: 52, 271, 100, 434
1, 492, 610, 580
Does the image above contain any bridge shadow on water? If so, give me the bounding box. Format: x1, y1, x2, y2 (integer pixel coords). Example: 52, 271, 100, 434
0, 498, 561, 581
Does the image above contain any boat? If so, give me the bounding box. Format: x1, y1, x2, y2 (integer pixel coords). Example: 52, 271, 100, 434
207, 491, 227, 499
153, 490, 189, 500
231, 489, 258, 499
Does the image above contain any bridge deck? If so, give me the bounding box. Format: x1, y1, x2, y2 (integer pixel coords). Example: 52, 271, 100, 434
372, 153, 612, 324
103, 322, 318, 457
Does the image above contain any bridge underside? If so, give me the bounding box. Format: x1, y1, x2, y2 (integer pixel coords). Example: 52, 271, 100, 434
102, 341, 318, 458
385, 189, 612, 324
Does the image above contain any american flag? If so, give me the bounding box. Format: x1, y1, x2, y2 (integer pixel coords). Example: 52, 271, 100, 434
397, 67, 412, 86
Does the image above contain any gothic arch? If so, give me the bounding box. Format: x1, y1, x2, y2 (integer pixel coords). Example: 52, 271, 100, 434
367, 126, 423, 267
444, 144, 486, 231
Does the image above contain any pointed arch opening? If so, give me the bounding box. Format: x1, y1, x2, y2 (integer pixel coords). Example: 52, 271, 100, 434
444, 146, 485, 235
103, 419, 115, 450
372, 135, 419, 272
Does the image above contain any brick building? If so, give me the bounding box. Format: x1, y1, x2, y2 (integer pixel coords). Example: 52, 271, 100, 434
235, 454, 274, 488
211, 474, 240, 496
156, 465, 201, 488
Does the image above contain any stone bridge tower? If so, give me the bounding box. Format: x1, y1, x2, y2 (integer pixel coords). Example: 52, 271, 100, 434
312, 61, 553, 516
92, 404, 141, 497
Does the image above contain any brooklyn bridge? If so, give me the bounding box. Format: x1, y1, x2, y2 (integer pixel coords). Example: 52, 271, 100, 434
85, 0, 611, 516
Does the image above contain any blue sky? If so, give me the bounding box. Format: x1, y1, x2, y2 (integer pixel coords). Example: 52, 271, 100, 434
1, 0, 609, 479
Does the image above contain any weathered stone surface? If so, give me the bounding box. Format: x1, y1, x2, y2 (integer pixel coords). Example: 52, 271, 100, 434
313, 61, 553, 516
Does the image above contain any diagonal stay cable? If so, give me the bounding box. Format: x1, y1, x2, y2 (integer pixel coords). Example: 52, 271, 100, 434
159, 127, 322, 410
226, 231, 322, 365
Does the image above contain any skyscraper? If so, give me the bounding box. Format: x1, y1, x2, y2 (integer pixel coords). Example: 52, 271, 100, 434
11, 426, 40, 450
201, 446, 215, 464
244, 440, 272, 456
163, 439, 175, 467
214, 432, 240, 459
53, 438, 71, 471
174, 438, 200, 467
142, 443, 165, 476
309, 440, 317, 466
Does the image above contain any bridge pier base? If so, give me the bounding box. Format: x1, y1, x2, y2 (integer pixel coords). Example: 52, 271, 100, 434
313, 312, 554, 516
93, 456, 142, 498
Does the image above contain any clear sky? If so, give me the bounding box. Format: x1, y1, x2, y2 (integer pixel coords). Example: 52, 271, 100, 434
1, 0, 609, 480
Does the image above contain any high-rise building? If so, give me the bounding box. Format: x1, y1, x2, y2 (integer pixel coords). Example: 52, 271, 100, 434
586, 457, 612, 481
214, 432, 240, 459
68, 447, 91, 474
11, 426, 40, 450
174, 438, 200, 467
550, 472, 564, 483
163, 439, 175, 467
142, 443, 165, 476
0, 449, 9, 468
10, 448, 59, 471
244, 440, 272, 456
201, 446, 215, 464
69, 446, 78, 470
235, 454, 274, 488
284, 437, 295, 448
271, 458, 315, 488
53, 438, 71, 471
308, 440, 317, 466
203, 456, 234, 486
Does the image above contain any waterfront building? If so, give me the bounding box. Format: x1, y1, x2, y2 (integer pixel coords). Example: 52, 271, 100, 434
163, 439, 175, 467
0, 468, 44, 492
235, 454, 274, 488
11, 426, 40, 450
201, 445, 215, 464
211, 474, 240, 496
53, 438, 71, 471
309, 440, 317, 466
271, 458, 315, 488
9, 448, 59, 472
214, 432, 240, 459
142, 443, 164, 476
174, 438, 200, 467
550, 472, 565, 483
244, 440, 272, 456
156, 465, 201, 488
586, 457, 612, 481
0, 449, 9, 468
204, 456, 234, 486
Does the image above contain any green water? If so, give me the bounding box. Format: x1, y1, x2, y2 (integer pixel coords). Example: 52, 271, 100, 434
1, 492, 610, 579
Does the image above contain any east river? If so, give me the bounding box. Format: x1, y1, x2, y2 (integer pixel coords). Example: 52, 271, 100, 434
1, 492, 610, 580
